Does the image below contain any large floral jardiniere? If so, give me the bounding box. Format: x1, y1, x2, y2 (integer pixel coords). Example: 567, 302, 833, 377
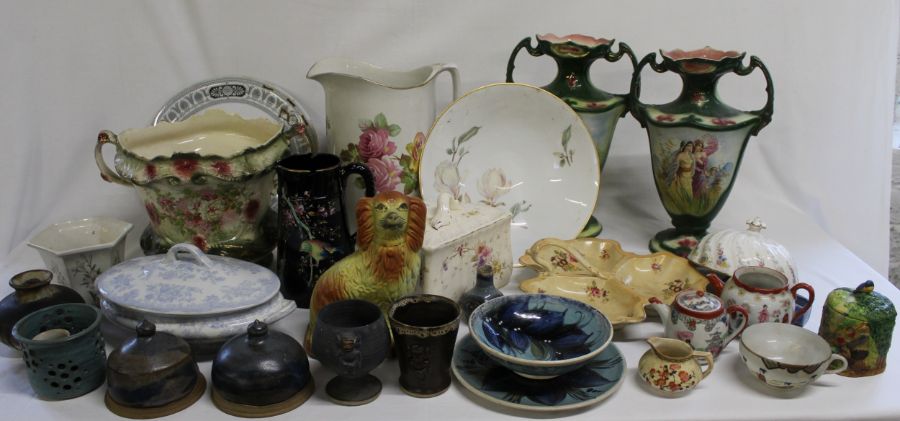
95, 109, 296, 262
630, 47, 774, 256
506, 34, 637, 237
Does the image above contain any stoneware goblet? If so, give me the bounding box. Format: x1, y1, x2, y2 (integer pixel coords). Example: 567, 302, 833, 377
389, 294, 461, 398
311, 299, 389, 406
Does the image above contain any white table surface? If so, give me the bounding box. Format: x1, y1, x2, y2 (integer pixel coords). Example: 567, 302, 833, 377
1, 156, 899, 421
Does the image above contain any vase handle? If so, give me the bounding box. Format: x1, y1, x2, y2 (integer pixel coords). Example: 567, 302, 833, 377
628, 52, 667, 127
734, 56, 774, 136
602, 42, 639, 113
505, 37, 541, 83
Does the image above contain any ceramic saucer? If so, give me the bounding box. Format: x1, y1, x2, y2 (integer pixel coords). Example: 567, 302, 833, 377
419, 83, 600, 261
452, 335, 624, 412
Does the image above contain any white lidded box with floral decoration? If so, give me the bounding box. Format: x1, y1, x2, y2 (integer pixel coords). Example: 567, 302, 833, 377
421, 193, 512, 300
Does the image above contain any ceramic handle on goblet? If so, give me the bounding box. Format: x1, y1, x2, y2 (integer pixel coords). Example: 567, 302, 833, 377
628, 52, 668, 128
693, 350, 715, 380
94, 130, 132, 186
734, 56, 774, 136
790, 282, 815, 322
505, 37, 541, 83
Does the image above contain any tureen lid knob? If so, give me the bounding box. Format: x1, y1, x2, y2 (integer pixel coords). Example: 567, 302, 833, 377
136, 320, 156, 338
746, 217, 767, 232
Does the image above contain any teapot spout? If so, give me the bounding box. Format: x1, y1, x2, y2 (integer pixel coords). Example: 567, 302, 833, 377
647, 297, 672, 328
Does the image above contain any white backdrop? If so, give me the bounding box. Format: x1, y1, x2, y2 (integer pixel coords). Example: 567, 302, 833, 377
0, 0, 897, 274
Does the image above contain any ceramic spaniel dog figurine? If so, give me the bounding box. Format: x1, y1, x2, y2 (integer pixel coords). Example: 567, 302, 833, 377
305, 191, 426, 350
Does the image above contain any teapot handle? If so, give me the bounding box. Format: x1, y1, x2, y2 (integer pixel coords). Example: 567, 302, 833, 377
706, 273, 726, 295
790, 282, 815, 322
722, 305, 749, 346
505, 37, 541, 83
628, 52, 668, 128
734, 56, 774, 136
693, 350, 715, 380
94, 130, 132, 186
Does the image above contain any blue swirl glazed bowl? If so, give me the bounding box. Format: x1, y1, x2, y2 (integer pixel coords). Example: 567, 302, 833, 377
469, 294, 612, 379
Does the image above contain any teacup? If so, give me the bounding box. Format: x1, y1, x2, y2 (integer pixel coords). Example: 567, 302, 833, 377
739, 323, 847, 391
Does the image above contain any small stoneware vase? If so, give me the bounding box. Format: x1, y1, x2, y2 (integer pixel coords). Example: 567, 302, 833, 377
11, 303, 106, 400
506, 34, 637, 237
105, 320, 205, 419
818, 281, 896, 377
709, 266, 814, 327
647, 290, 748, 357
311, 299, 390, 406
630, 48, 773, 255
0, 269, 84, 350
389, 294, 461, 398
638, 337, 713, 397
212, 320, 314, 417
276, 153, 375, 308
458, 265, 504, 325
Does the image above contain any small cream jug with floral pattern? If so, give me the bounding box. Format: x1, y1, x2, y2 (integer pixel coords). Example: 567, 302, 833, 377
639, 337, 713, 397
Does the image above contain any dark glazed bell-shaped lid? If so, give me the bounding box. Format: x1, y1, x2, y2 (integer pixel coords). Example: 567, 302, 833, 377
105, 320, 206, 418
109, 320, 194, 375
211, 320, 314, 417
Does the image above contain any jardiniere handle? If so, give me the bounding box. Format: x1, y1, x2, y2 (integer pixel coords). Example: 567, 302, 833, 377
824, 354, 849, 375
722, 305, 750, 345
790, 282, 815, 322
734, 56, 774, 136
340, 163, 376, 198
628, 52, 668, 128
94, 130, 132, 186
693, 350, 715, 380
505, 37, 540, 83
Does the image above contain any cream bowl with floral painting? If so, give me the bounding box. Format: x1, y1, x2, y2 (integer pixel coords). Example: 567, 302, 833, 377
419, 83, 600, 261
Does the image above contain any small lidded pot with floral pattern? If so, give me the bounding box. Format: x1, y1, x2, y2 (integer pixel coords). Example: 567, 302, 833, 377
638, 337, 713, 397
647, 290, 749, 357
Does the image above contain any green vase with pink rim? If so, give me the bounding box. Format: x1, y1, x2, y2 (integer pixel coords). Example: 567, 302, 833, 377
630, 47, 774, 256
506, 34, 637, 237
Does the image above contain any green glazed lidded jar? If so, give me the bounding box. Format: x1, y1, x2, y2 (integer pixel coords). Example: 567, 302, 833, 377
506, 34, 637, 237
818, 281, 896, 377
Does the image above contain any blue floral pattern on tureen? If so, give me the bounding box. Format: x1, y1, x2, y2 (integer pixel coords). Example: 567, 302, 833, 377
96, 243, 280, 316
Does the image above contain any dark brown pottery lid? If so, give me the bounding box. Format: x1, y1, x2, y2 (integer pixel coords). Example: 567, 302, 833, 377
107, 320, 194, 376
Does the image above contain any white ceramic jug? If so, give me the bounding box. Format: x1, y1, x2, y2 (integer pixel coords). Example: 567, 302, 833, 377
307, 58, 459, 199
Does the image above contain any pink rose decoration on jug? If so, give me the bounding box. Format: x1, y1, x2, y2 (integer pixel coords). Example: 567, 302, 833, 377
368, 156, 402, 193
358, 127, 395, 161
339, 113, 422, 194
